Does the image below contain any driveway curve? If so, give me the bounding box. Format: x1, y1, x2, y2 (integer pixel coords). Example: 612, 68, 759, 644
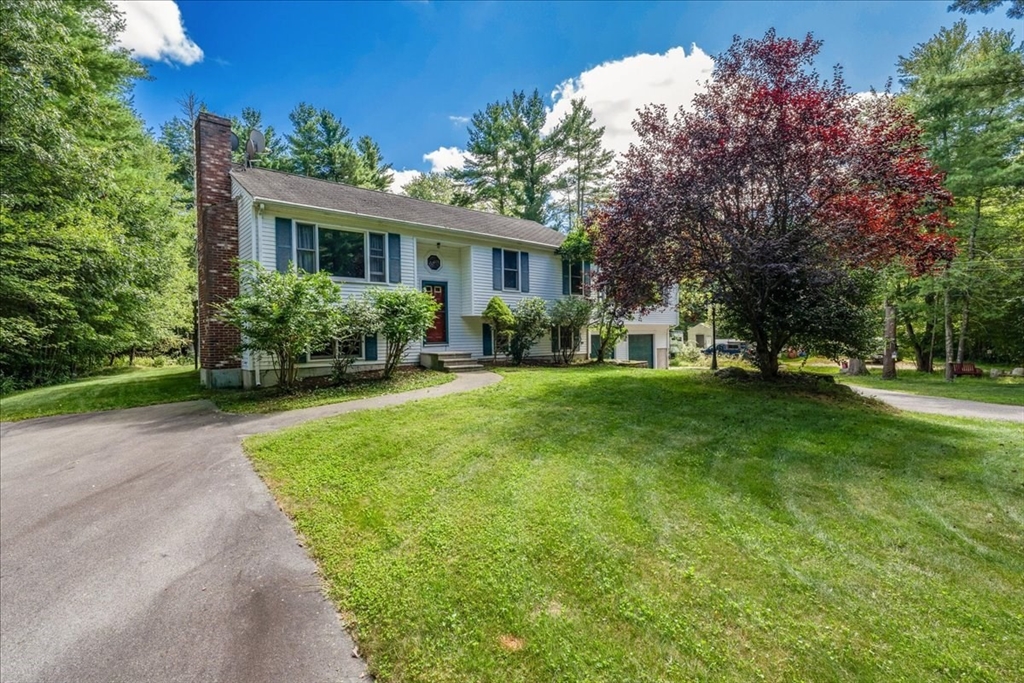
0, 371, 501, 683
849, 385, 1024, 422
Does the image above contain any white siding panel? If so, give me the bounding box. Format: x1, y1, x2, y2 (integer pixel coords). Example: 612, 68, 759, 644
233, 179, 255, 263
470, 245, 563, 315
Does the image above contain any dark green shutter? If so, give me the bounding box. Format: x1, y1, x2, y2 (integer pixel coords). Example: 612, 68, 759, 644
483, 323, 492, 356
364, 334, 378, 361
492, 248, 503, 290
275, 217, 292, 272
551, 326, 559, 353
562, 260, 570, 295
388, 233, 401, 283
520, 252, 530, 292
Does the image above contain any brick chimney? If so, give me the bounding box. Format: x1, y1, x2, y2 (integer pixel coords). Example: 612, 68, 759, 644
194, 112, 241, 388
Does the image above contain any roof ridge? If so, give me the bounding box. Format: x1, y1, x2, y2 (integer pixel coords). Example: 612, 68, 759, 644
232, 165, 553, 230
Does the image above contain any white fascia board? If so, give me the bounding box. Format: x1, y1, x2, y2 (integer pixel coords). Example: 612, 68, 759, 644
250, 196, 562, 252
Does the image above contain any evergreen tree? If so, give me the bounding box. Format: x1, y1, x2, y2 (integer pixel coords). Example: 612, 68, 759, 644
550, 98, 615, 230
354, 135, 394, 191
456, 90, 558, 223
899, 21, 1024, 362
158, 92, 205, 197
456, 101, 517, 215
231, 107, 285, 169
508, 90, 556, 224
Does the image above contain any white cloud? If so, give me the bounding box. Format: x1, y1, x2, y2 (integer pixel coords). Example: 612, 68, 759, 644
449, 115, 470, 125
113, 1, 203, 66
424, 146, 468, 173
389, 169, 422, 195
545, 45, 714, 156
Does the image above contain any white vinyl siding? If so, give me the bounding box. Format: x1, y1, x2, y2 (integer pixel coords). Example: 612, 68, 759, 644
470, 245, 562, 315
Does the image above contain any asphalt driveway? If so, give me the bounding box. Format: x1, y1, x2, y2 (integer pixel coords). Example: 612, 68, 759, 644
0, 372, 501, 683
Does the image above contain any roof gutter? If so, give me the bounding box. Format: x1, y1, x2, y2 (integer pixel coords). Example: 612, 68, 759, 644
245, 194, 565, 250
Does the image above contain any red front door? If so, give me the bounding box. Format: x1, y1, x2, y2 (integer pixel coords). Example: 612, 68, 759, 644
424, 283, 446, 344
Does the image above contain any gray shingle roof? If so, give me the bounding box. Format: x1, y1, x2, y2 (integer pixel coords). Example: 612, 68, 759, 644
230, 166, 564, 248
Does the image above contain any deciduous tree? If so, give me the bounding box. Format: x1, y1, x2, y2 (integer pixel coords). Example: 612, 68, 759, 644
595, 31, 954, 379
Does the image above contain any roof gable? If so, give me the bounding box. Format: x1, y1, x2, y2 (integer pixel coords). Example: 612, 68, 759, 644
231, 166, 564, 248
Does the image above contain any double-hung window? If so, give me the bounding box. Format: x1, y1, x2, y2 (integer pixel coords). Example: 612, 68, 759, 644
503, 249, 519, 290
368, 233, 386, 283
296, 223, 317, 273
570, 262, 584, 295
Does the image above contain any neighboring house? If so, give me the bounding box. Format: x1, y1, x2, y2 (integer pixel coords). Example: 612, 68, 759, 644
194, 113, 678, 388
687, 323, 713, 349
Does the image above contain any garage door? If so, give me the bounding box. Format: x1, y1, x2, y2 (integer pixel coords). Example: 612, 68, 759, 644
628, 334, 654, 368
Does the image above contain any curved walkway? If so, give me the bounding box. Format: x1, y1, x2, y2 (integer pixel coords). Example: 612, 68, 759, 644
0, 371, 502, 683
849, 385, 1024, 423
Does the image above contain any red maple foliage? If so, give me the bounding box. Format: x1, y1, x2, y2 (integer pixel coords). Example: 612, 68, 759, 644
594, 30, 955, 377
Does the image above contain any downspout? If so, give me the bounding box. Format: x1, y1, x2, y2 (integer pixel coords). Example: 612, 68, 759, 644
254, 202, 265, 386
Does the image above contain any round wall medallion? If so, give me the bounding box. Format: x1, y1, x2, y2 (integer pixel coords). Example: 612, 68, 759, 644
426, 254, 442, 271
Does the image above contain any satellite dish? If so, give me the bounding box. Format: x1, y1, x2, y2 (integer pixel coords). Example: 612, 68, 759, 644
230, 131, 239, 152
248, 129, 266, 155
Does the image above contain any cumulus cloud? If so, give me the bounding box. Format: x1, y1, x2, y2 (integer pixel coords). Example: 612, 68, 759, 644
389, 169, 422, 195
424, 146, 468, 173
113, 0, 203, 66
545, 45, 714, 156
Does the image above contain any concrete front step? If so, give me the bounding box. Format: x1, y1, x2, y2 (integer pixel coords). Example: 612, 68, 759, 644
441, 362, 486, 373
420, 351, 476, 371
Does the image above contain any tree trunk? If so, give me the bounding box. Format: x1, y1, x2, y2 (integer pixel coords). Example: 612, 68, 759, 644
904, 316, 932, 373
882, 299, 897, 380
129, 346, 136, 366
944, 285, 955, 382
846, 358, 869, 375
956, 195, 981, 363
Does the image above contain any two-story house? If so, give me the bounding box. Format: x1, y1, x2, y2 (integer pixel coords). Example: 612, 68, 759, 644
194, 113, 677, 388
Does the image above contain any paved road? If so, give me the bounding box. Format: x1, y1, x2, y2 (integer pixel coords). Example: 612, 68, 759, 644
849, 385, 1024, 422
0, 371, 501, 683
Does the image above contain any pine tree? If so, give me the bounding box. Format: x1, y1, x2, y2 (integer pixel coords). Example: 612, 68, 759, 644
550, 98, 615, 230
899, 21, 1024, 362
354, 135, 394, 191
456, 101, 517, 215
508, 90, 556, 224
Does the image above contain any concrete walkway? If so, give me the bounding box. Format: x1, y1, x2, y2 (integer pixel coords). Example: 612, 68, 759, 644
0, 371, 502, 683
849, 385, 1024, 423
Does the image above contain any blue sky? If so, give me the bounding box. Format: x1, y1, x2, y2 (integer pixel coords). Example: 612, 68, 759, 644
119, 0, 1019, 186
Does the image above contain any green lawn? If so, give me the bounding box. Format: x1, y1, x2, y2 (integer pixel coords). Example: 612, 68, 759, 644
210, 369, 454, 413
0, 366, 204, 421
797, 364, 1024, 406
0, 365, 453, 421
246, 365, 1024, 683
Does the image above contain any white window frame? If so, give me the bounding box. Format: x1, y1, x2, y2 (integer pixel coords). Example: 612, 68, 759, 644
502, 248, 520, 292
286, 220, 388, 283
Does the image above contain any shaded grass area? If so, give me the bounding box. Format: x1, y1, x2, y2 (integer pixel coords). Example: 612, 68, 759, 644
798, 363, 1024, 406
0, 365, 453, 421
210, 369, 454, 414
246, 365, 1024, 683
0, 366, 203, 421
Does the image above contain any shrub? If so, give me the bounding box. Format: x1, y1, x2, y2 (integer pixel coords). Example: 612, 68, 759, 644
591, 295, 629, 362
508, 298, 550, 365
369, 286, 440, 379
218, 262, 342, 390
482, 296, 514, 361
331, 297, 382, 382
550, 296, 593, 364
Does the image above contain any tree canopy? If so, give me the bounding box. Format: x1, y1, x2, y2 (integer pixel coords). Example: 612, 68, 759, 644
595, 30, 954, 378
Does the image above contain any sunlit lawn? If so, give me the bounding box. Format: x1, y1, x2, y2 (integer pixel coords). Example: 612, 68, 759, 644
794, 361, 1024, 406
246, 365, 1024, 683
1, 365, 453, 421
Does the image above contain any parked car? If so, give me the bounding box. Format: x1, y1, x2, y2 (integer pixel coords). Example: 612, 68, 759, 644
702, 340, 748, 357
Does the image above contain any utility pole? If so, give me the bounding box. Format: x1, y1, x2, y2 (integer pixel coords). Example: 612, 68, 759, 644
711, 305, 718, 371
